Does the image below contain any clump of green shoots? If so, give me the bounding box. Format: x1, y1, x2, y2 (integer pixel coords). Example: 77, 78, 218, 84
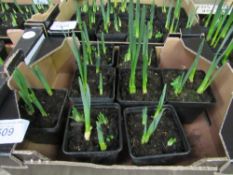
13, 68, 48, 117
71, 31, 92, 141
120, 0, 127, 13
128, 2, 147, 94
114, 12, 122, 32
197, 27, 233, 94
204, 0, 218, 28
170, 0, 182, 33
96, 112, 108, 151
70, 106, 84, 122
141, 84, 167, 144
171, 38, 205, 95
100, 0, 110, 33
209, 3, 233, 48
32, 65, 53, 96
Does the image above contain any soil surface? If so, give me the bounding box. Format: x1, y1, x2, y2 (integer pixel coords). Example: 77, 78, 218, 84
86, 44, 115, 66
118, 69, 162, 102
117, 44, 157, 68
126, 107, 186, 157
163, 70, 215, 103
66, 107, 119, 152
19, 89, 67, 129
70, 66, 115, 99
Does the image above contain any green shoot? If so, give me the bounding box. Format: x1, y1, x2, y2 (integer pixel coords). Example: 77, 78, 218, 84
101, 32, 106, 54
76, 5, 83, 30
153, 84, 167, 118
98, 72, 103, 96
96, 121, 107, 151
186, 7, 197, 29
189, 38, 205, 82
13, 69, 47, 117
165, 1, 173, 30
142, 25, 149, 94
171, 38, 205, 95
213, 10, 233, 48
210, 3, 233, 47
204, 0, 218, 27
0, 57, 4, 66
206, 0, 225, 42
79, 77, 91, 141
114, 13, 121, 32
155, 31, 163, 39
120, 0, 127, 13
70, 106, 84, 123
97, 112, 108, 125
11, 14, 17, 27
13, 0, 23, 14
148, 0, 155, 39
162, 0, 167, 13
134, 0, 141, 39
81, 0, 89, 13
96, 42, 101, 74
32, 65, 53, 96
31, 0, 39, 14
141, 85, 167, 144
92, 0, 99, 13
197, 27, 233, 94
167, 137, 177, 146
114, 0, 118, 8
100, 0, 110, 33
71, 32, 87, 86
169, 0, 182, 33
222, 40, 233, 64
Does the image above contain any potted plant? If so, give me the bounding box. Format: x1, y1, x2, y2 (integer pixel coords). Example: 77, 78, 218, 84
0, 1, 49, 37
117, 7, 163, 106
124, 85, 191, 165
63, 75, 122, 163
69, 32, 116, 103
162, 38, 217, 123
96, 0, 128, 41
12, 67, 68, 144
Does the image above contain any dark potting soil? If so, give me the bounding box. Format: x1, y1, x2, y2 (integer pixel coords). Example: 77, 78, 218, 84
118, 69, 162, 102
163, 70, 214, 103
126, 108, 185, 157
19, 89, 67, 129
70, 67, 115, 99
87, 44, 115, 66
66, 107, 119, 152
98, 16, 128, 34
117, 45, 157, 68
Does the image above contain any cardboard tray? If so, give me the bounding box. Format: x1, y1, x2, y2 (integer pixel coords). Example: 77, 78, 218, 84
1, 36, 233, 174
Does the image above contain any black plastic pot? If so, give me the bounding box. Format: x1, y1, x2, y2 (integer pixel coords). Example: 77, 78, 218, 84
18, 89, 68, 144
0, 41, 7, 60
124, 105, 191, 165
117, 68, 163, 107
162, 69, 216, 124
0, 72, 8, 106
96, 16, 128, 42
62, 103, 123, 164
69, 66, 116, 104
116, 44, 158, 68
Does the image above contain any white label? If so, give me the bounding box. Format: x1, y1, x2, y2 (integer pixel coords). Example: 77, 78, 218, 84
195, 4, 232, 14
23, 31, 36, 40
33, 0, 48, 4
50, 21, 77, 31
0, 119, 29, 144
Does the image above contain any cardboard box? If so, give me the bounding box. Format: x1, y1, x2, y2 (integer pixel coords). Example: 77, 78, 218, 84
1, 36, 233, 174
